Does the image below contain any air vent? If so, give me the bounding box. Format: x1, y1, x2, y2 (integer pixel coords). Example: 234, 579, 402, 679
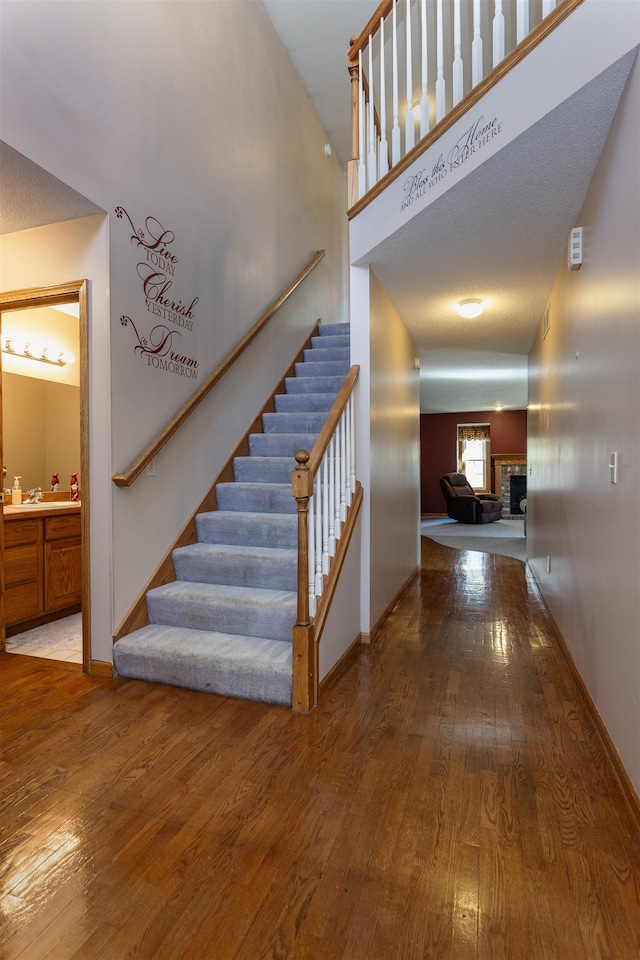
568, 227, 583, 270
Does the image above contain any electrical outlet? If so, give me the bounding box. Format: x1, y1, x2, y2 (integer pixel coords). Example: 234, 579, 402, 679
146, 459, 156, 477
546, 555, 551, 573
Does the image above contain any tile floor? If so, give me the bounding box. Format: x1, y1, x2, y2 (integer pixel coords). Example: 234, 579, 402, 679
5, 613, 83, 664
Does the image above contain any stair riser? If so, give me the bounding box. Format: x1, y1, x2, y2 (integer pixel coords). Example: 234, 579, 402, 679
284, 376, 346, 395
215, 483, 296, 514
196, 512, 297, 548
274, 394, 336, 413
173, 550, 297, 591
232, 457, 292, 484
318, 323, 350, 337
303, 348, 350, 363
262, 412, 327, 435
311, 335, 350, 349
248, 434, 317, 458
295, 361, 349, 378
147, 591, 295, 642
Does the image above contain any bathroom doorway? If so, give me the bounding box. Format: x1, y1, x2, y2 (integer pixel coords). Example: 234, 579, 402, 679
0, 280, 90, 670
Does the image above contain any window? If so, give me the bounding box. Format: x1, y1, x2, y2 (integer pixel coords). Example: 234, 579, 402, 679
457, 424, 491, 493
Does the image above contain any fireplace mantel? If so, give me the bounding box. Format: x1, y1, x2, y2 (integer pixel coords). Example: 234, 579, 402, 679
492, 455, 527, 516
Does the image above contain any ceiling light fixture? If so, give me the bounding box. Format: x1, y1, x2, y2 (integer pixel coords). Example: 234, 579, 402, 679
457, 298, 483, 319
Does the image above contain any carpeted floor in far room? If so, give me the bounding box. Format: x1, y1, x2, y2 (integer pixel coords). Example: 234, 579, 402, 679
421, 516, 527, 561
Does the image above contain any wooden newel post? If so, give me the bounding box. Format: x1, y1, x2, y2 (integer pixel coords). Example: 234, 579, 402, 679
347, 37, 360, 209
292, 450, 316, 712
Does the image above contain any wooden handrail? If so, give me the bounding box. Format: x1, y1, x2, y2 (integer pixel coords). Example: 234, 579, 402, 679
112, 249, 326, 487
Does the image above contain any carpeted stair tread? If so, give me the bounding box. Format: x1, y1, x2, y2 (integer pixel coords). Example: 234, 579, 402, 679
318, 322, 350, 336
302, 347, 350, 363
284, 375, 346, 395
146, 581, 296, 641
232, 456, 293, 484
173, 542, 296, 590
113, 624, 292, 706
294, 360, 350, 378
215, 482, 296, 514
262, 411, 328, 434
196, 510, 297, 548
274, 393, 337, 413
311, 334, 350, 349
248, 432, 318, 458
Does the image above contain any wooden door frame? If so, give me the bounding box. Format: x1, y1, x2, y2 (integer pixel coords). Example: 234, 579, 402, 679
0, 280, 90, 669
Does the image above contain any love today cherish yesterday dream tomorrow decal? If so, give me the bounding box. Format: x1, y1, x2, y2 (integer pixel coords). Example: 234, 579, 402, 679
115, 206, 200, 380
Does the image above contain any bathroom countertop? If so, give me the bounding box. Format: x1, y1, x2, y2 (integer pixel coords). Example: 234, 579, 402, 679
3, 501, 81, 518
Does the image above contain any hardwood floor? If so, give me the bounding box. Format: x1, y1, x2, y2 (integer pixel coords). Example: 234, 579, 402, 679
1, 538, 639, 959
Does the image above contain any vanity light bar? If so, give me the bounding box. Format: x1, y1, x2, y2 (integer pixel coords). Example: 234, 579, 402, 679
2, 338, 68, 367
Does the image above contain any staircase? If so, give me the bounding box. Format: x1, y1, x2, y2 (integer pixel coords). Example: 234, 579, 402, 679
113, 322, 350, 707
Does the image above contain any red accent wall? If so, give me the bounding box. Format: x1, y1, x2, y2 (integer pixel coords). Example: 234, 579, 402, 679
421, 410, 527, 514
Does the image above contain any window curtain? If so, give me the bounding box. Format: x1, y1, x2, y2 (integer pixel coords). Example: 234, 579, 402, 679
458, 425, 490, 441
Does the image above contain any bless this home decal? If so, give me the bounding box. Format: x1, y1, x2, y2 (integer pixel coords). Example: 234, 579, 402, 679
115, 206, 200, 380
401, 114, 503, 212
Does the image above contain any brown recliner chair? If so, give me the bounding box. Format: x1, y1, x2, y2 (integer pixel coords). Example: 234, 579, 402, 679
439, 472, 502, 524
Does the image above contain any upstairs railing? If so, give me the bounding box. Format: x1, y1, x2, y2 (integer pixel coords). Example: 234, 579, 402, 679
112, 250, 326, 487
348, 0, 584, 209
291, 365, 361, 713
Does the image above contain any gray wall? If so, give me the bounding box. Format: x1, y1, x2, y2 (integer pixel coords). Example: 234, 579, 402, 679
528, 55, 640, 794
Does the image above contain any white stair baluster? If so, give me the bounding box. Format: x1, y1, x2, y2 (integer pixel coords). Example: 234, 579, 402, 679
315, 469, 323, 598
367, 38, 377, 188
308, 493, 316, 617
334, 421, 342, 541
328, 434, 336, 557
516, 0, 529, 43
472, 0, 483, 88
493, 0, 505, 68
436, 0, 445, 123
391, 0, 401, 165
340, 412, 347, 522
350, 394, 356, 495
542, 0, 556, 16
405, 0, 415, 152
344, 399, 352, 510
379, 17, 389, 177
322, 452, 330, 575
420, 0, 429, 138
358, 51, 366, 198
452, 0, 463, 106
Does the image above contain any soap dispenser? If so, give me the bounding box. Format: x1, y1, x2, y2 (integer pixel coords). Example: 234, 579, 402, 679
11, 477, 22, 505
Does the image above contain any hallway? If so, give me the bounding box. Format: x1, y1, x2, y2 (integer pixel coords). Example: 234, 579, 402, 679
1, 540, 639, 958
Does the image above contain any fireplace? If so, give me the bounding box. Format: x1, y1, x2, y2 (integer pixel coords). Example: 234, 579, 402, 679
510, 475, 527, 514
492, 455, 527, 517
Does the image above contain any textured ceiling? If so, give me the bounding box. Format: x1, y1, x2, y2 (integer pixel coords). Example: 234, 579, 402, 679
0, 141, 104, 236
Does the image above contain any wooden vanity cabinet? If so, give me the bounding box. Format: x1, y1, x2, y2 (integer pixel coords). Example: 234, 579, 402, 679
44, 514, 82, 612
4, 510, 81, 630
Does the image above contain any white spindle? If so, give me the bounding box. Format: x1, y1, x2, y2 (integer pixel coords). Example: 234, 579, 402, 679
420, 0, 429, 138
367, 38, 377, 188
493, 0, 505, 68
542, 0, 556, 16
436, 0, 445, 123
405, 0, 415, 152
308, 494, 316, 616
328, 434, 336, 557
453, 0, 463, 106
379, 17, 389, 177
322, 454, 329, 575
472, 0, 483, 88
334, 421, 342, 541
358, 51, 366, 198
391, 1, 401, 165
516, 0, 529, 43
340, 414, 347, 522
350, 396, 356, 496
314, 473, 323, 597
